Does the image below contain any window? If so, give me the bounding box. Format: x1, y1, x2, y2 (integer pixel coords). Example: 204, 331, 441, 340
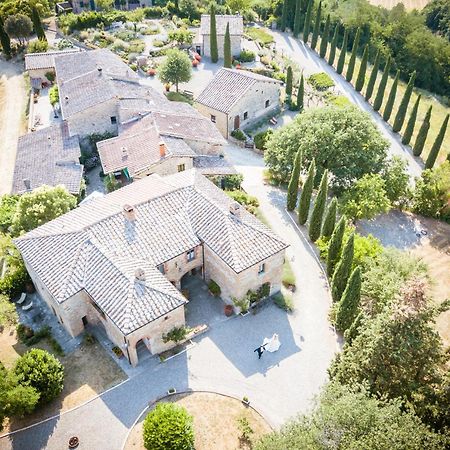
187, 249, 195, 262
258, 263, 265, 275
110, 116, 117, 125
157, 264, 165, 274
265, 99, 270, 108
210, 115, 216, 123
243, 111, 248, 120
177, 163, 185, 172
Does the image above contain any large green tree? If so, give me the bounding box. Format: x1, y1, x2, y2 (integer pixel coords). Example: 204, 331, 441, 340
4, 14, 32, 46
354, 43, 368, 92
287, 150, 302, 211
413, 105, 432, 156
298, 159, 315, 225
335, 266, 361, 332
327, 24, 338, 66
30, 5, 46, 41
345, 27, 360, 83
264, 106, 389, 192
402, 94, 421, 145
382, 69, 400, 122
293, 0, 302, 37
0, 16, 11, 57
302, 0, 312, 43
331, 232, 354, 302
223, 22, 231, 68
326, 215, 346, 277
321, 197, 337, 239
373, 56, 391, 112
381, 156, 410, 204
158, 49, 192, 92
309, 169, 328, 242
364, 49, 380, 101
319, 13, 330, 58
285, 66, 293, 97
310, 0, 321, 51
297, 73, 304, 110
393, 71, 416, 132
209, 4, 218, 63
336, 28, 348, 75
425, 114, 448, 169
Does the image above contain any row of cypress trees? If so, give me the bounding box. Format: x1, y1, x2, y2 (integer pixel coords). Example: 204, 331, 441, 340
285, 67, 304, 110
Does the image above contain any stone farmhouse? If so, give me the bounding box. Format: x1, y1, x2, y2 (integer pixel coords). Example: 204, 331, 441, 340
14, 169, 287, 366
195, 15, 243, 58
12, 122, 83, 195
195, 68, 282, 138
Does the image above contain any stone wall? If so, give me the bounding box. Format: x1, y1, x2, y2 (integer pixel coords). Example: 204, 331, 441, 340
202, 34, 241, 59
29, 68, 54, 84
194, 103, 228, 138
184, 138, 224, 156
133, 156, 194, 179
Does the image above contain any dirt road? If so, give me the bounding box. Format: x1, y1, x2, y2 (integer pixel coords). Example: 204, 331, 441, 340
0, 59, 26, 196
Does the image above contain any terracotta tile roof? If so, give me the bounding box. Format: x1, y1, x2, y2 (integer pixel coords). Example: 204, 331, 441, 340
12, 123, 83, 195
200, 14, 243, 35
25, 49, 82, 71
15, 170, 286, 333
195, 68, 282, 113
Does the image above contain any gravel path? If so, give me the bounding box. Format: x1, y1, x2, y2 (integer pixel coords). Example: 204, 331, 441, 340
0, 59, 26, 196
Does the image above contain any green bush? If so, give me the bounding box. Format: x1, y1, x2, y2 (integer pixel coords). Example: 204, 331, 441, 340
162, 326, 189, 343
143, 402, 194, 450
308, 72, 335, 91
44, 71, 55, 82
238, 49, 255, 62
49, 85, 59, 106
0, 294, 18, 328
226, 190, 259, 214
14, 349, 64, 404
26, 39, 48, 53
282, 260, 296, 288
208, 280, 221, 296
231, 129, 246, 141
221, 174, 244, 191
273, 291, 294, 312
253, 129, 273, 151
273, 71, 286, 83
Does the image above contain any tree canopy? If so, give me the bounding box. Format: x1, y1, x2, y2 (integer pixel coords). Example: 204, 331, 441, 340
4, 14, 32, 45
158, 49, 192, 92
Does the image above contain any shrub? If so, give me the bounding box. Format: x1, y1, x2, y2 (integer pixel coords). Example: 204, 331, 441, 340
273, 291, 294, 312
238, 49, 255, 62
152, 38, 166, 47
226, 190, 259, 214
143, 403, 194, 450
282, 260, 296, 288
208, 280, 221, 296
162, 326, 189, 343
231, 129, 246, 141
49, 85, 59, 106
253, 129, 273, 151
26, 39, 48, 53
308, 72, 334, 91
273, 71, 286, 83
104, 174, 121, 192
221, 174, 243, 190
0, 294, 18, 328
14, 349, 64, 404
45, 71, 55, 82
233, 296, 250, 313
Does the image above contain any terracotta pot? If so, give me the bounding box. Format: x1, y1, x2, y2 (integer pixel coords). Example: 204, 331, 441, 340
192, 59, 198, 67
195, 54, 201, 62
224, 304, 233, 317
69, 436, 79, 448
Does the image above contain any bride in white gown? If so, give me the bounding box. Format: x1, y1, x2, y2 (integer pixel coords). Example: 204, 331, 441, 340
263, 333, 281, 352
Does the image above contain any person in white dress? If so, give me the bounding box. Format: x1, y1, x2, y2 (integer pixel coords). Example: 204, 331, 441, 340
263, 333, 281, 352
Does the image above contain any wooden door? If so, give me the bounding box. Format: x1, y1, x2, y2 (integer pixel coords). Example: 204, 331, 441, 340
234, 115, 240, 130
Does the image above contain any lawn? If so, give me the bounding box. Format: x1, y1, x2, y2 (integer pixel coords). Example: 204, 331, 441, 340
245, 27, 275, 46
165, 91, 193, 104
0, 327, 126, 433
125, 392, 272, 450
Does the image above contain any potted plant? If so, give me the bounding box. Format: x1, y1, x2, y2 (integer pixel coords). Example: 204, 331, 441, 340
164, 83, 171, 92
192, 59, 198, 67
194, 53, 201, 62
208, 280, 221, 297
224, 304, 234, 317
68, 436, 79, 448
112, 346, 123, 358
148, 68, 156, 76
242, 396, 250, 406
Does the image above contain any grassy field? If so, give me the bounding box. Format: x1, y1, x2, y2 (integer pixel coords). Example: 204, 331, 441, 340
323, 38, 450, 168
368, 0, 430, 10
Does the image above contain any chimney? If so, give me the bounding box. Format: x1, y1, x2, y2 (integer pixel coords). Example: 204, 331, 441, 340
65, 95, 69, 103
123, 204, 136, 221
121, 146, 128, 161
97, 66, 102, 75
23, 179, 31, 191
229, 201, 241, 219
135, 268, 145, 282
159, 141, 166, 158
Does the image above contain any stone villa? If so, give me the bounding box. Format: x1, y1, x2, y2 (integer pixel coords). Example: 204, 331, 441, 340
15, 170, 287, 366
196, 68, 282, 138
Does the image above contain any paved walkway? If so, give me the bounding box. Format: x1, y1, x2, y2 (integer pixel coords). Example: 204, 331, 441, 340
270, 29, 423, 179
0, 145, 338, 450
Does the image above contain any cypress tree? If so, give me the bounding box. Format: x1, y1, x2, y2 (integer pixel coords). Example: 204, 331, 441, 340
223, 23, 231, 68
336, 28, 348, 75
298, 159, 315, 224
345, 27, 360, 83
287, 150, 302, 210
393, 71, 416, 133
335, 266, 361, 332
310, 1, 322, 51
321, 197, 337, 239
373, 56, 391, 112
319, 14, 330, 58
331, 233, 354, 302
308, 169, 328, 242
425, 114, 449, 169
297, 73, 304, 110
281, 0, 288, 32
413, 106, 432, 157
31, 5, 46, 41
293, 0, 302, 37
286, 66, 293, 97
343, 311, 363, 344
354, 44, 368, 92
326, 215, 346, 278
364, 49, 380, 101
210, 4, 218, 63
328, 24, 338, 66
382, 69, 399, 122
0, 16, 11, 58
303, 0, 313, 43
402, 95, 421, 145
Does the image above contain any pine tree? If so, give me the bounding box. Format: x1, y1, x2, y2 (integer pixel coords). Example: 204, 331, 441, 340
319, 14, 330, 58
354, 44, 368, 92
402, 95, 421, 145
298, 159, 315, 224
308, 169, 328, 242
310, 1, 322, 51
281, 0, 288, 32
345, 27, 360, 83
210, 4, 218, 63
393, 71, 416, 133
335, 266, 361, 332
321, 197, 337, 239
287, 150, 302, 210
297, 73, 304, 110
328, 24, 338, 66
373, 56, 391, 112
336, 28, 348, 75
425, 114, 449, 169
286, 66, 293, 97
382, 69, 399, 122
326, 215, 346, 278
303, 0, 313, 43
223, 23, 231, 68
293, 0, 302, 37
31, 5, 46, 41
364, 49, 380, 101
0, 16, 11, 58
413, 106, 432, 157
331, 233, 354, 302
